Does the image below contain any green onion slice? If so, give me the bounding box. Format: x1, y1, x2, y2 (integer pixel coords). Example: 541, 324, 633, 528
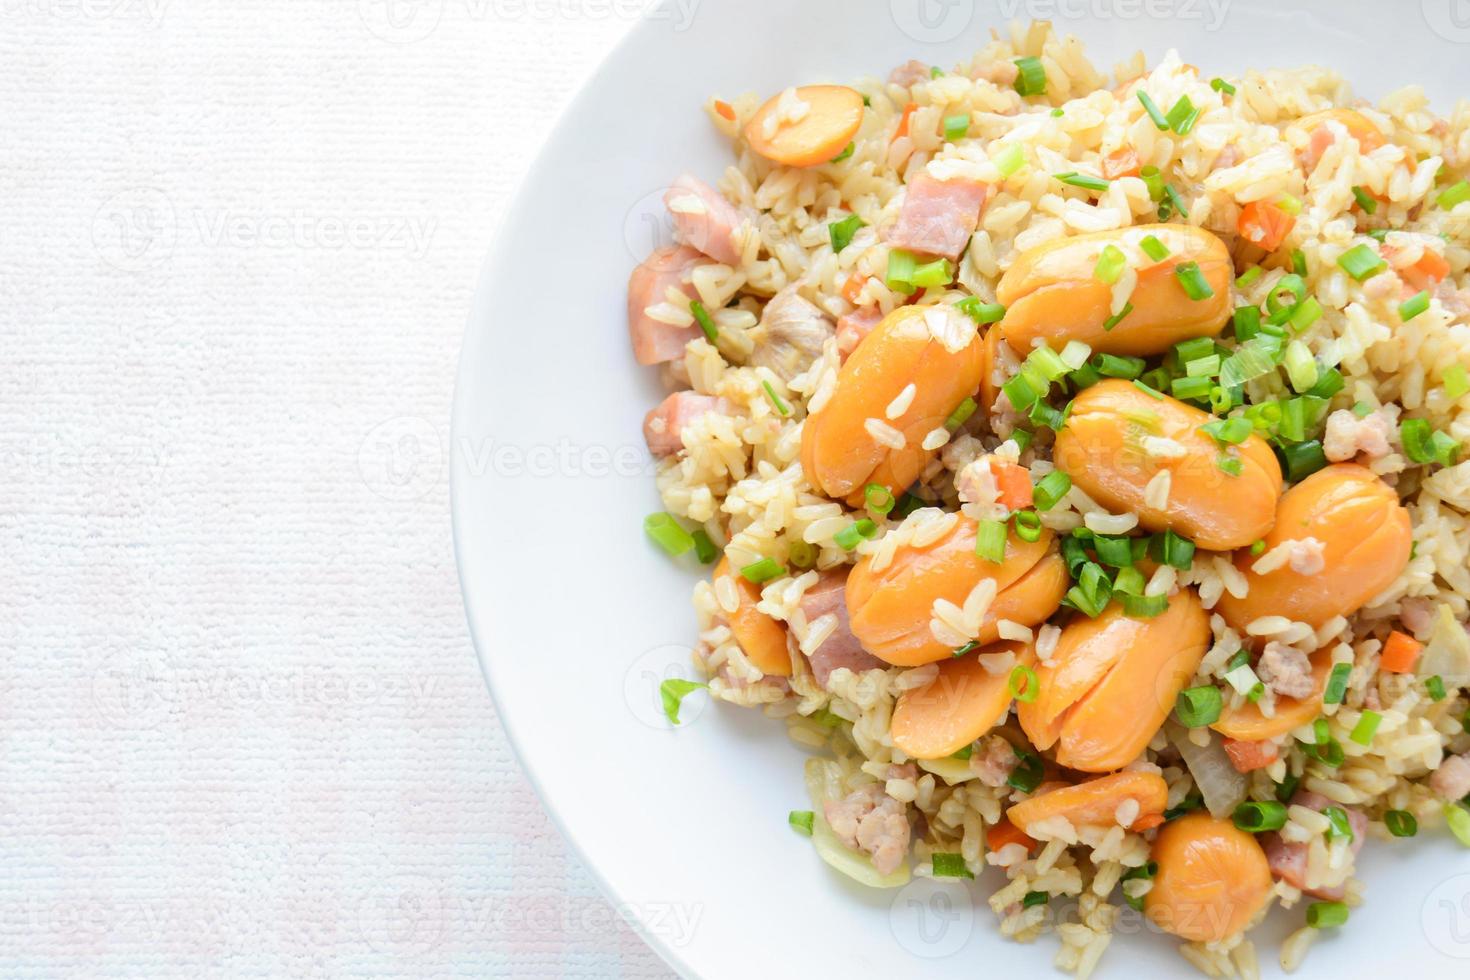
660, 678, 706, 725
645, 513, 696, 556
1175, 685, 1223, 727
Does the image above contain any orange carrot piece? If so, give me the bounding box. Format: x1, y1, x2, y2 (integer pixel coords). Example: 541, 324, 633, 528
1222, 738, 1279, 773
1101, 147, 1141, 180
714, 100, 736, 121
986, 819, 1037, 855
894, 102, 919, 143
841, 273, 869, 305
1237, 200, 1296, 252
1401, 250, 1451, 291
1380, 630, 1423, 674
991, 461, 1034, 511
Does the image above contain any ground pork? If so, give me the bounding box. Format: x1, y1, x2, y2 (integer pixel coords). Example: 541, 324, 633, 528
1257, 642, 1316, 700
969, 735, 1019, 788
823, 783, 911, 874
1324, 408, 1394, 462
1431, 753, 1470, 802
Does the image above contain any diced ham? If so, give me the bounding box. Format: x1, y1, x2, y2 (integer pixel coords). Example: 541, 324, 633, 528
1264, 790, 1367, 901
1257, 642, 1317, 701
888, 59, 932, 88
824, 782, 911, 875
627, 245, 707, 365
969, 735, 1019, 788
664, 174, 746, 266
836, 306, 883, 361
643, 392, 729, 457
885, 172, 990, 262
1400, 597, 1436, 637
1324, 408, 1394, 462
1431, 753, 1470, 801
799, 567, 882, 686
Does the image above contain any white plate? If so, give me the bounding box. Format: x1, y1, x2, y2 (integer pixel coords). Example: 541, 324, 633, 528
453, 3, 1470, 976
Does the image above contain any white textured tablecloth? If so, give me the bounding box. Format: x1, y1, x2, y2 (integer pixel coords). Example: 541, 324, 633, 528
0, 2, 672, 975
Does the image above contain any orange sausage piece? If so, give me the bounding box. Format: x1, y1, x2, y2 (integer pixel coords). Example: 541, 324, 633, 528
744, 85, 866, 168
1145, 813, 1273, 943
1211, 649, 1331, 742
891, 641, 1034, 759
713, 557, 791, 677
1006, 771, 1168, 834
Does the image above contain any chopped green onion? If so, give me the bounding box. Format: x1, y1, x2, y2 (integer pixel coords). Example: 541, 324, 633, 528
1283, 341, 1319, 393
1137, 90, 1169, 130
1349, 710, 1382, 746
831, 142, 855, 163
1092, 534, 1134, 568
660, 678, 706, 724
1211, 77, 1237, 96
1400, 289, 1431, 322
1275, 774, 1301, 803
1066, 561, 1112, 618
951, 743, 974, 760
1233, 801, 1288, 833
1121, 592, 1168, 618
1351, 185, 1378, 214
1164, 95, 1199, 135
1094, 244, 1128, 284
1027, 344, 1072, 382
977, 519, 1008, 564
1401, 418, 1438, 464
1201, 416, 1254, 446
1008, 665, 1039, 703
945, 396, 978, 432
931, 852, 973, 878
1216, 453, 1243, 477
1431, 430, 1462, 467
1289, 297, 1323, 333
952, 641, 980, 658
1307, 734, 1345, 768
886, 249, 918, 295
1033, 471, 1072, 511
931, 65, 944, 78
1367, 228, 1389, 242
829, 213, 866, 254
1022, 891, 1049, 909
865, 483, 895, 516
1175, 685, 1223, 727
1352, 401, 1373, 418
1174, 262, 1214, 300
1175, 336, 1216, 363
994, 143, 1026, 178
1281, 440, 1328, 482
690, 299, 719, 342
1305, 368, 1345, 399
1113, 566, 1145, 595
1055, 171, 1110, 192
1323, 662, 1352, 705
834, 519, 878, 550
1292, 249, 1308, 277
1266, 274, 1307, 315
1171, 376, 1212, 401
1384, 810, 1418, 837
1121, 862, 1158, 911
1014, 56, 1047, 96
1140, 166, 1165, 202
789, 810, 815, 835
1140, 235, 1171, 262
1185, 354, 1221, 378
1014, 509, 1043, 543
1007, 748, 1044, 793
956, 298, 1006, 324
740, 557, 785, 584
1164, 794, 1204, 822
1307, 902, 1349, 929
1236, 265, 1263, 288
788, 539, 817, 570
1093, 353, 1145, 380
645, 513, 696, 556
1103, 303, 1135, 332
1443, 364, 1470, 400
1325, 806, 1356, 841
1051, 108, 1064, 118
1426, 675, 1447, 702
1002, 375, 1039, 412
762, 380, 791, 417
943, 113, 970, 143
1233, 306, 1262, 342
1029, 398, 1067, 432
691, 529, 719, 564
1152, 529, 1196, 570
1437, 180, 1470, 211
1162, 184, 1190, 219
1444, 803, 1470, 847
1132, 379, 1165, 400
1337, 243, 1387, 281
910, 257, 954, 288
1010, 428, 1035, 453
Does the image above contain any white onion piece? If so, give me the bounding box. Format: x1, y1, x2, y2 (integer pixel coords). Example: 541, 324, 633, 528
803, 758, 911, 888
1166, 722, 1248, 819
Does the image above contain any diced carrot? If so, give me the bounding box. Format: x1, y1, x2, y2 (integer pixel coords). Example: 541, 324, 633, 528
1237, 200, 1297, 253
714, 100, 736, 122
1133, 813, 1166, 832
990, 460, 1034, 511
894, 102, 919, 143
841, 273, 869, 305
1222, 737, 1279, 773
986, 818, 1036, 855
1380, 630, 1424, 674
1101, 147, 1141, 180
1400, 250, 1452, 291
